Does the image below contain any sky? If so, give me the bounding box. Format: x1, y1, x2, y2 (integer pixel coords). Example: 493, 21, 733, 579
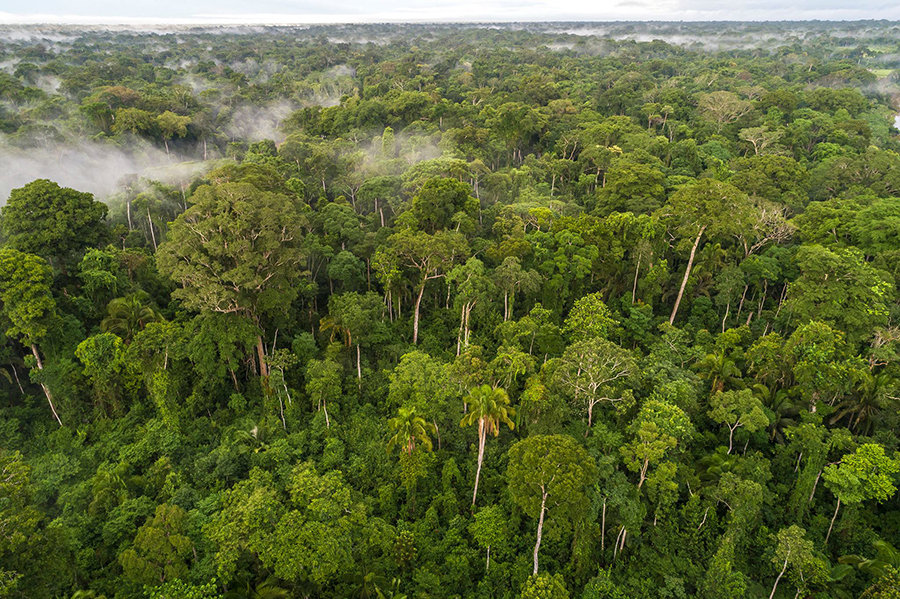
2, 0, 900, 24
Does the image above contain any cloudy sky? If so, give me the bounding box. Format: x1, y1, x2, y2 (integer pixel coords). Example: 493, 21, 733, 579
1, 0, 899, 23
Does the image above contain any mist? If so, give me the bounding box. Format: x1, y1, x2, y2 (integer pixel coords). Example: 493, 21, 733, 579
0, 137, 199, 203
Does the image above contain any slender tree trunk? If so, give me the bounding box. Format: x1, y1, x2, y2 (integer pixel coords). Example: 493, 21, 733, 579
669, 225, 706, 325
126, 198, 133, 230
356, 344, 362, 383
533, 490, 548, 575
413, 281, 426, 344
728, 423, 739, 454
256, 335, 269, 378
472, 420, 486, 506
10, 363, 23, 395
486, 545, 490, 571
769, 555, 789, 599
632, 257, 641, 304
30, 344, 61, 426
825, 498, 841, 544
504, 291, 509, 321
146, 208, 159, 252
601, 497, 607, 553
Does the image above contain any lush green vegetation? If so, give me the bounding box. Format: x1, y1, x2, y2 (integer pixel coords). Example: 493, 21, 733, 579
2, 21, 900, 599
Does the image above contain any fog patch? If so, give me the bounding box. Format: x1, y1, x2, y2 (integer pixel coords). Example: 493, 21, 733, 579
0, 137, 177, 202
223, 101, 296, 143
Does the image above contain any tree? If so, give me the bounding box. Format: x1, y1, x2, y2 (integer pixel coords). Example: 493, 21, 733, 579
562, 293, 616, 341
698, 91, 752, 132
554, 338, 636, 429
621, 400, 692, 489
659, 180, 755, 324
469, 505, 507, 571
411, 178, 478, 233
493, 257, 541, 322
373, 229, 467, 344
157, 179, 306, 378
387, 407, 435, 456
0, 249, 61, 425
520, 573, 570, 599
1, 179, 107, 267
786, 245, 892, 345
448, 258, 495, 354
325, 292, 384, 380
156, 110, 191, 157
0, 451, 41, 597
306, 358, 342, 428
119, 503, 193, 586
507, 435, 597, 575
707, 389, 770, 454
768, 525, 816, 599
823, 444, 900, 544
100, 292, 162, 343
460, 385, 515, 506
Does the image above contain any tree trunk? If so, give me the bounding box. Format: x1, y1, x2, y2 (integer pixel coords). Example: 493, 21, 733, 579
31, 344, 62, 426
669, 225, 706, 325
147, 208, 158, 252
356, 344, 362, 381
413, 281, 426, 344
728, 423, 740, 454
256, 335, 269, 378
632, 257, 641, 304
600, 497, 607, 553
769, 555, 789, 599
486, 545, 490, 572
533, 490, 548, 575
472, 419, 486, 506
825, 498, 841, 544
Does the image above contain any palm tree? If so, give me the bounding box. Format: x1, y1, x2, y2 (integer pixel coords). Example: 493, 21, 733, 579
224, 574, 290, 599
830, 373, 898, 435
387, 407, 435, 456
100, 292, 162, 343
841, 539, 900, 578
753, 384, 798, 443
694, 351, 742, 395
460, 385, 515, 506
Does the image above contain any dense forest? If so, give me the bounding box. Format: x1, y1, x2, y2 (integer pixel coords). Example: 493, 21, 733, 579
3, 20, 900, 599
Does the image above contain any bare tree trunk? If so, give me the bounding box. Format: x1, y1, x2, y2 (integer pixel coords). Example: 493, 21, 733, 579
31, 344, 61, 426
356, 344, 362, 383
256, 335, 269, 378
632, 257, 641, 304
413, 282, 426, 344
669, 225, 706, 325
769, 555, 789, 599
825, 498, 841, 544
533, 490, 548, 575
472, 420, 486, 506
600, 497, 607, 553
10, 363, 23, 395
147, 208, 158, 252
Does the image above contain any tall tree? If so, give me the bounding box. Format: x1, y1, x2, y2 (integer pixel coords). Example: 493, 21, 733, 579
157, 179, 306, 378
659, 180, 754, 324
0, 249, 61, 425
460, 384, 515, 506
507, 435, 596, 575
1, 179, 107, 268
373, 229, 467, 344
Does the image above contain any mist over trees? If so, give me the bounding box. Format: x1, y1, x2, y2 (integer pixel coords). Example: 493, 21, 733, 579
2, 20, 900, 599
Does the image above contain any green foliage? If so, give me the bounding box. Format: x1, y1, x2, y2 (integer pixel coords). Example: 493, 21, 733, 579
6, 23, 900, 599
